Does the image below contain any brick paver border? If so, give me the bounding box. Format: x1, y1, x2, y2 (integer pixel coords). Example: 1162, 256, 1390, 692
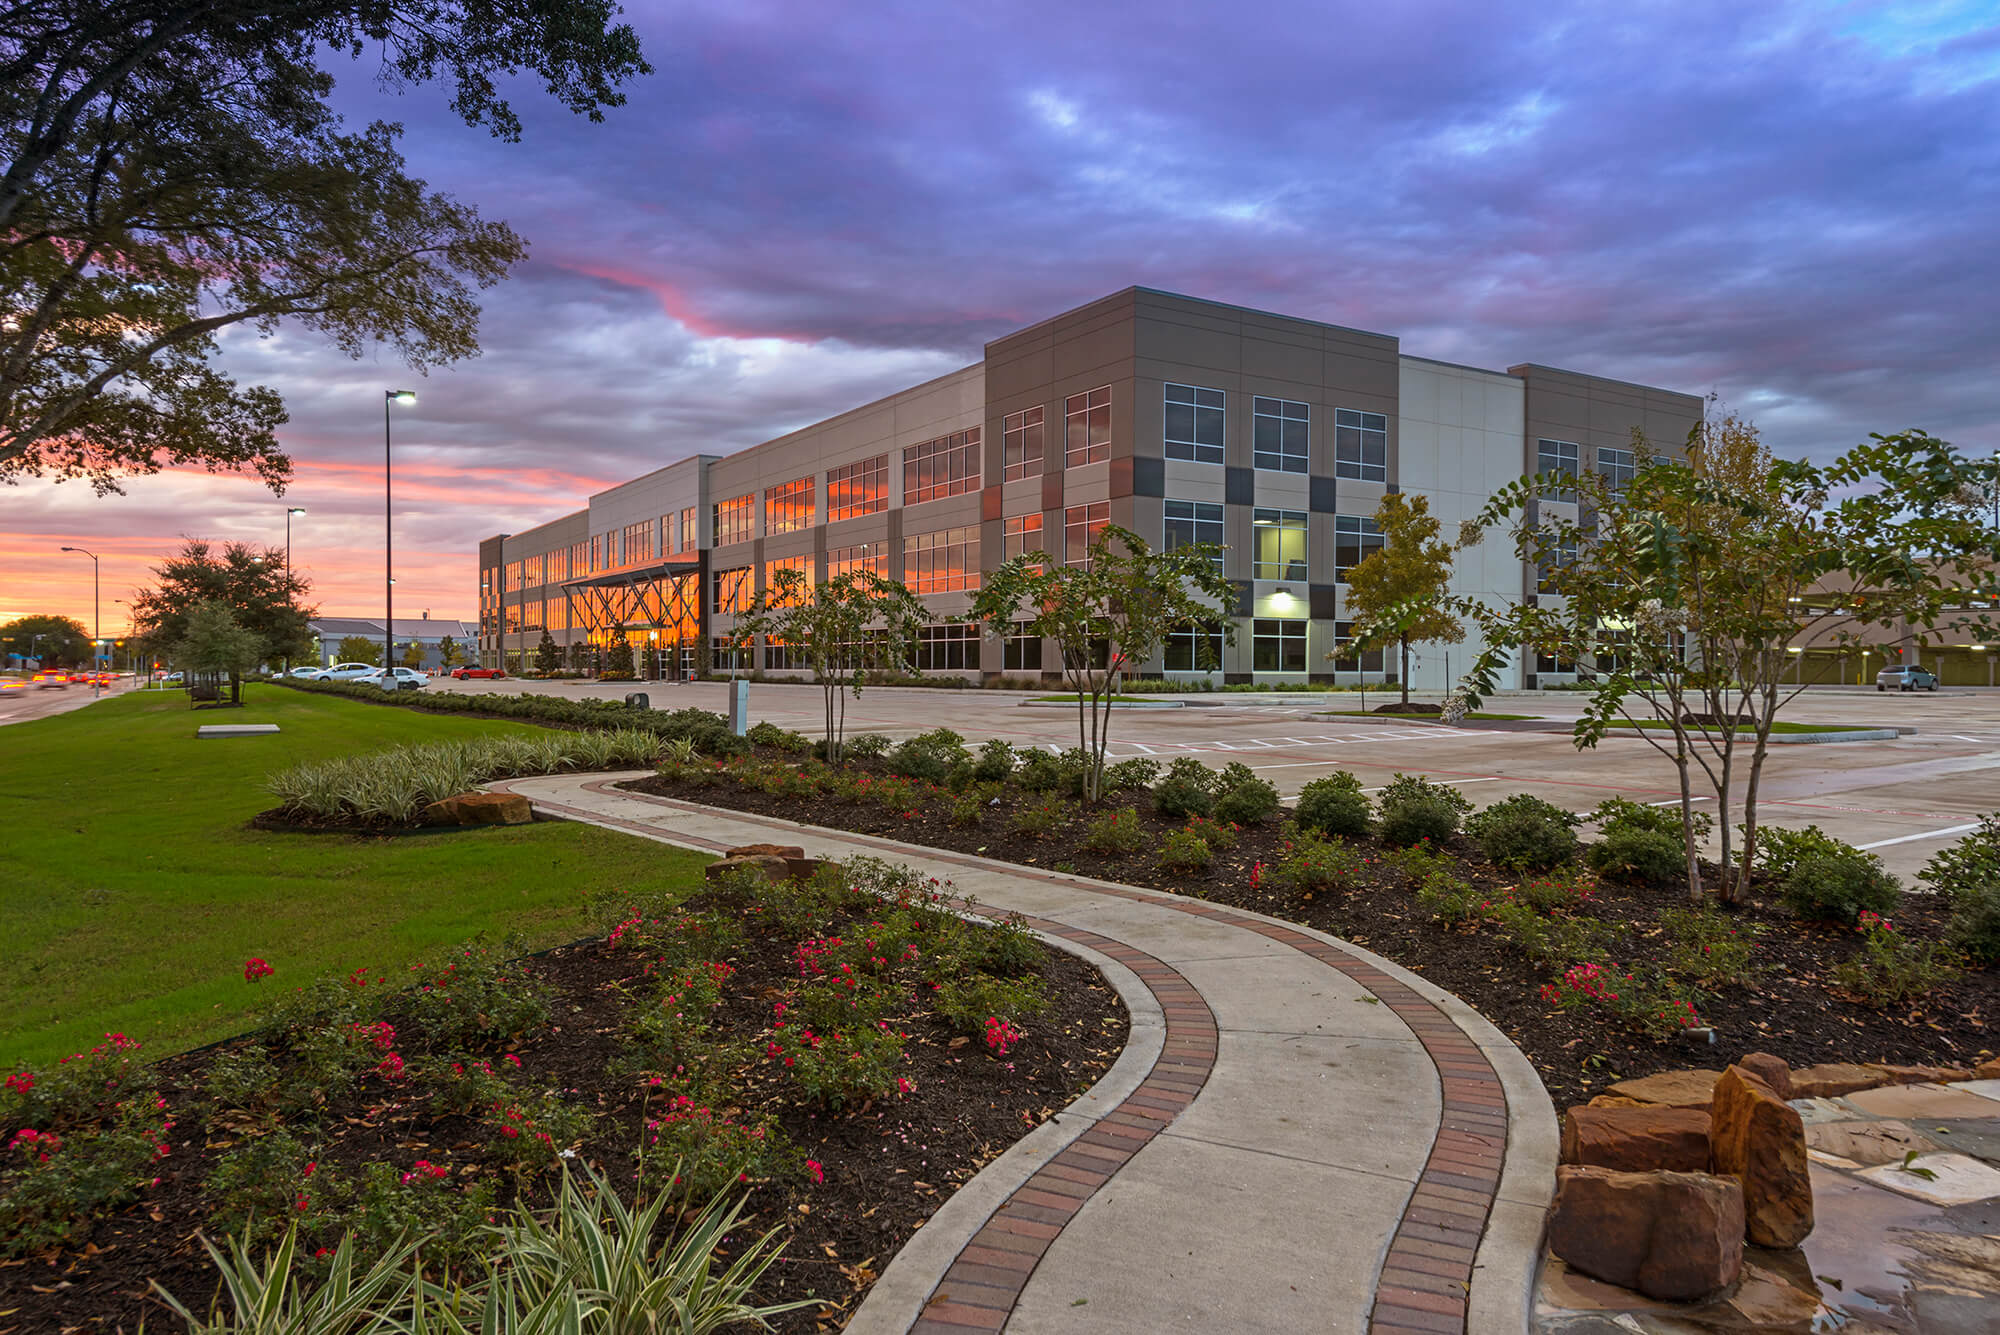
521, 778, 1511, 1334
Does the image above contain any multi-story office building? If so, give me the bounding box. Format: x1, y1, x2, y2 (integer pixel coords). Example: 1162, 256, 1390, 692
477, 288, 1703, 688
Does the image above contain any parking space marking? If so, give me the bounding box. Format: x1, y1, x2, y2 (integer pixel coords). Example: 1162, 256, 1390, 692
1648, 797, 1714, 806
1855, 822, 1985, 851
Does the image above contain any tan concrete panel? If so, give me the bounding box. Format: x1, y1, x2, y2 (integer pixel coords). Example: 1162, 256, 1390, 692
1064, 461, 1112, 505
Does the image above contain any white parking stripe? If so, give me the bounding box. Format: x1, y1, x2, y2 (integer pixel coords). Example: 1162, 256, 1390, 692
1647, 797, 1714, 806
1855, 823, 1984, 851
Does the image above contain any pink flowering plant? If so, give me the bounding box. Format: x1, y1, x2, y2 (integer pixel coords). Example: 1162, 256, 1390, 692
0, 1031, 143, 1133
0, 1093, 173, 1256
1831, 910, 1962, 1006
1538, 962, 1704, 1038
638, 1094, 799, 1198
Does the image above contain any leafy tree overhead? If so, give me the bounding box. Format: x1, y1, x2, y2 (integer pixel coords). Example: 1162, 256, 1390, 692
336, 634, 381, 665
0, 613, 91, 665
1342, 493, 1464, 708
129, 538, 312, 667
966, 524, 1235, 803
1, 2, 650, 492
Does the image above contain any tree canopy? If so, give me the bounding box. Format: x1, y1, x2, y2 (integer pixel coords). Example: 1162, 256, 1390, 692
0, 612, 91, 664
172, 597, 261, 701
1, 2, 650, 491
1342, 492, 1463, 706
129, 537, 313, 667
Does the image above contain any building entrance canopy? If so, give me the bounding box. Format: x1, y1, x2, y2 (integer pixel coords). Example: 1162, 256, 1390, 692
561, 560, 702, 645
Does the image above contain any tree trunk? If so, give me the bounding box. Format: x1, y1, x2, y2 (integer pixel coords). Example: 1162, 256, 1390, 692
1400, 636, 1411, 707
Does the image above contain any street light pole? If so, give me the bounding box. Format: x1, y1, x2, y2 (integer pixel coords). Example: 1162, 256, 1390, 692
384, 391, 416, 683
59, 545, 99, 697
285, 506, 306, 673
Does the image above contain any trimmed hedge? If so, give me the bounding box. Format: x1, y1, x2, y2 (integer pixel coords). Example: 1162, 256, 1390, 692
273, 679, 744, 754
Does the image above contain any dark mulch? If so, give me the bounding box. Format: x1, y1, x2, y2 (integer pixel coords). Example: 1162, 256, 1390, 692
0, 905, 1126, 1333
625, 765, 1998, 1112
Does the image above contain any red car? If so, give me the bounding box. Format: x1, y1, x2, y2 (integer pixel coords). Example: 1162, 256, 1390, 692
449, 666, 507, 679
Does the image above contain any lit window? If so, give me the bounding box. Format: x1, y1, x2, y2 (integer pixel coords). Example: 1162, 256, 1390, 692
1252, 618, 1307, 673
905, 527, 979, 594
827, 456, 888, 520
904, 430, 981, 505
1003, 407, 1045, 482
1065, 501, 1110, 568
1253, 396, 1308, 473
1003, 622, 1042, 671
826, 542, 885, 580
1253, 508, 1308, 581
679, 507, 698, 552
1334, 408, 1387, 482
1003, 513, 1043, 564
765, 477, 815, 535
1334, 515, 1383, 581
713, 494, 754, 546
1164, 384, 1225, 464
712, 566, 752, 614
1064, 386, 1111, 467
764, 556, 812, 606
1164, 499, 1224, 570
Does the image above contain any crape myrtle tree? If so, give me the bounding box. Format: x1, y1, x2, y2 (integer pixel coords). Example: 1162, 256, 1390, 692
1342, 492, 1464, 708
1, 1, 648, 493
335, 634, 380, 665
727, 568, 928, 765
967, 524, 1235, 804
129, 537, 313, 669
1455, 418, 2000, 903
171, 598, 261, 703
1, 613, 91, 665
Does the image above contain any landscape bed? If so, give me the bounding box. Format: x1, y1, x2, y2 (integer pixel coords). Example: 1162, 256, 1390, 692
0, 861, 1127, 1331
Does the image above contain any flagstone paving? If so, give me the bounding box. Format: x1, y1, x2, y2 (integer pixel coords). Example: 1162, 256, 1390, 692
495, 772, 1559, 1334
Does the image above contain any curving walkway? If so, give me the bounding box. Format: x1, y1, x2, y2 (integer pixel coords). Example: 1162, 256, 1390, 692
495, 773, 1558, 1334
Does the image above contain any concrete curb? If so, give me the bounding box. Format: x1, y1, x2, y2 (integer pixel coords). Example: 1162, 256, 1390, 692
1016, 699, 1186, 710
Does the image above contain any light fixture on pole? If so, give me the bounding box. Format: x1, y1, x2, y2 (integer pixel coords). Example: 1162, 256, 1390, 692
59, 545, 100, 698
284, 506, 306, 674
384, 391, 416, 683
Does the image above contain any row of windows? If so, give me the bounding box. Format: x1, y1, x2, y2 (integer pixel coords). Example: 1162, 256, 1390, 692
1162, 383, 1387, 480
904, 428, 982, 505
766, 476, 814, 536
1538, 439, 1639, 495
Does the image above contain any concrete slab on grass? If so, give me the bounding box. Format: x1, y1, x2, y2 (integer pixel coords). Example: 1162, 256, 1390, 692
196, 723, 280, 738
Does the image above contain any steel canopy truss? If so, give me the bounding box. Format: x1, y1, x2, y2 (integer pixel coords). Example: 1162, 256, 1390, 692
561, 563, 703, 645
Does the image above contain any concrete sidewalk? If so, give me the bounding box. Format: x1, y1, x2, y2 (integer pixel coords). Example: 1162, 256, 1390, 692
497, 773, 1558, 1335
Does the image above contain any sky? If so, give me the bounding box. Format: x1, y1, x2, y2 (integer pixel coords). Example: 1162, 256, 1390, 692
6, 0, 1999, 635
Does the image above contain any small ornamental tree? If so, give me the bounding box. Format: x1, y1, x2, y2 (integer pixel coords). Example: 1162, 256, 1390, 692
400, 639, 424, 669
603, 639, 635, 679
1342, 493, 1464, 707
1457, 419, 2000, 903
173, 600, 262, 704
436, 636, 464, 670
967, 524, 1235, 803
534, 630, 560, 674
728, 569, 929, 764
336, 635, 382, 666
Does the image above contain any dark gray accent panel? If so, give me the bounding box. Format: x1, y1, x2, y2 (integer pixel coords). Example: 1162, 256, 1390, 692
1225, 467, 1255, 506
1385, 482, 1400, 495
1132, 456, 1165, 498
1309, 477, 1338, 513
1232, 580, 1254, 617
1309, 585, 1339, 620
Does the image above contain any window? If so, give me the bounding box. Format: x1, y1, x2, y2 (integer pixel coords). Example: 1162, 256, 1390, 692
1537, 651, 1576, 674
1538, 438, 1580, 498
622, 520, 654, 567
1252, 618, 1307, 673
504, 561, 523, 593
547, 599, 568, 631
713, 494, 754, 546
711, 637, 750, 672
827, 455, 888, 521
1331, 622, 1385, 673
826, 542, 884, 580
570, 541, 587, 578
504, 602, 521, 633
1065, 386, 1111, 467
1003, 513, 1043, 564
712, 566, 752, 615
1537, 538, 1579, 594
1254, 396, 1309, 473
904, 429, 981, 505
765, 555, 812, 606
679, 507, 698, 552
524, 554, 543, 588
1334, 408, 1387, 482
1253, 508, 1308, 581
546, 548, 568, 583
763, 639, 812, 671
1598, 446, 1635, 494
1065, 501, 1110, 568
906, 526, 978, 594
1164, 621, 1224, 672
1003, 407, 1044, 482
1164, 384, 1224, 464
1164, 499, 1224, 570
521, 597, 542, 632
913, 623, 980, 672
1003, 622, 1043, 672
1334, 515, 1383, 581
764, 477, 815, 536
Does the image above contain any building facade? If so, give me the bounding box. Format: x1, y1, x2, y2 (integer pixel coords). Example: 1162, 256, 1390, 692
477, 289, 1705, 688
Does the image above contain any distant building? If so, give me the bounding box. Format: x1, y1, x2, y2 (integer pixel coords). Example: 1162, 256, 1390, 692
308, 615, 477, 669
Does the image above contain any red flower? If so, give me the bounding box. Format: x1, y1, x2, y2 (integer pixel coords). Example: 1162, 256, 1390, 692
243, 957, 274, 982
806, 1159, 824, 1185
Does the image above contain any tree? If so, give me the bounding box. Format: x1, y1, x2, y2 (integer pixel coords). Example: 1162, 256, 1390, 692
436, 634, 463, 669
1342, 493, 1464, 708
603, 638, 634, 678
533, 629, 559, 674
729, 569, 929, 764
967, 524, 1235, 803
400, 638, 424, 669
0, 613, 91, 665
1458, 420, 2000, 903
1, 2, 649, 492
172, 599, 261, 704
336, 634, 380, 665
129, 538, 312, 667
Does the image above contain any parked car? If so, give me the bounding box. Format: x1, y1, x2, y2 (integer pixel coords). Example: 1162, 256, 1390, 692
158, 671, 184, 684
363, 666, 428, 691
287, 666, 325, 679
314, 662, 383, 682
448, 666, 507, 679
1876, 665, 1940, 692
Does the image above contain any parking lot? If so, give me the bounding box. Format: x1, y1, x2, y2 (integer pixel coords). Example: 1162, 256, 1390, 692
422, 676, 2000, 882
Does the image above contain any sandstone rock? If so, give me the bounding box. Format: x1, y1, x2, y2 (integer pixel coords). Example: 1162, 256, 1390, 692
1587, 1095, 1646, 1109
726, 843, 805, 860
703, 854, 792, 884
1738, 1052, 1792, 1100
1789, 1062, 1886, 1099
1548, 1166, 1744, 1301
422, 790, 532, 826
1805, 1118, 1938, 1167
1562, 1106, 1713, 1173
784, 856, 835, 883
1603, 1069, 1723, 1108
1710, 1065, 1814, 1247
1975, 1058, 2000, 1081
1866, 1063, 1973, 1086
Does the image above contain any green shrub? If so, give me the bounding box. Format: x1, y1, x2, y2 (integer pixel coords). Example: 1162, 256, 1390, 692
1416, 869, 1482, 924
1214, 773, 1280, 826
844, 733, 892, 760
395, 941, 552, 1052
1269, 834, 1361, 895
1294, 773, 1371, 838
1466, 795, 1579, 872
1158, 829, 1212, 873
1383, 840, 1451, 884
973, 738, 1017, 782
1015, 749, 1064, 792
1104, 757, 1161, 792
887, 728, 970, 783
205, 1131, 317, 1248
1152, 757, 1217, 820
1010, 795, 1073, 836
1656, 907, 1761, 987
1919, 816, 2000, 964
745, 721, 809, 753
1949, 885, 2000, 965
1780, 850, 1900, 925
1181, 815, 1239, 851
1591, 795, 1712, 844
1748, 822, 1848, 880
1082, 807, 1147, 855
0, 1093, 174, 1257
1586, 825, 1685, 885
1378, 774, 1471, 846
1832, 912, 1961, 1004
931, 973, 1051, 1033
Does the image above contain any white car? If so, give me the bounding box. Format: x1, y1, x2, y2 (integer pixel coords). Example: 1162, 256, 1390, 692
364, 666, 428, 691
286, 666, 323, 679
314, 662, 382, 682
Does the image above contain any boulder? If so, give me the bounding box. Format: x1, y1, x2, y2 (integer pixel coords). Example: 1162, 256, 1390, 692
1603, 1069, 1724, 1109
1866, 1063, 1974, 1087
704, 854, 792, 885
1587, 1095, 1646, 1109
1788, 1062, 1888, 1099
726, 843, 805, 860
1977, 1058, 2000, 1081
422, 791, 532, 826
1548, 1166, 1745, 1301
785, 856, 835, 883
1562, 1106, 1713, 1173
1737, 1052, 1792, 1100
1709, 1065, 1814, 1247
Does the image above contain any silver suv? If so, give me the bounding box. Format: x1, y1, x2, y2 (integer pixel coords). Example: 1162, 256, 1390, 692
1876, 664, 1939, 692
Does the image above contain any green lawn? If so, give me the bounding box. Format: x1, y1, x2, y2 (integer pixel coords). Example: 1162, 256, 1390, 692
0, 685, 709, 1071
